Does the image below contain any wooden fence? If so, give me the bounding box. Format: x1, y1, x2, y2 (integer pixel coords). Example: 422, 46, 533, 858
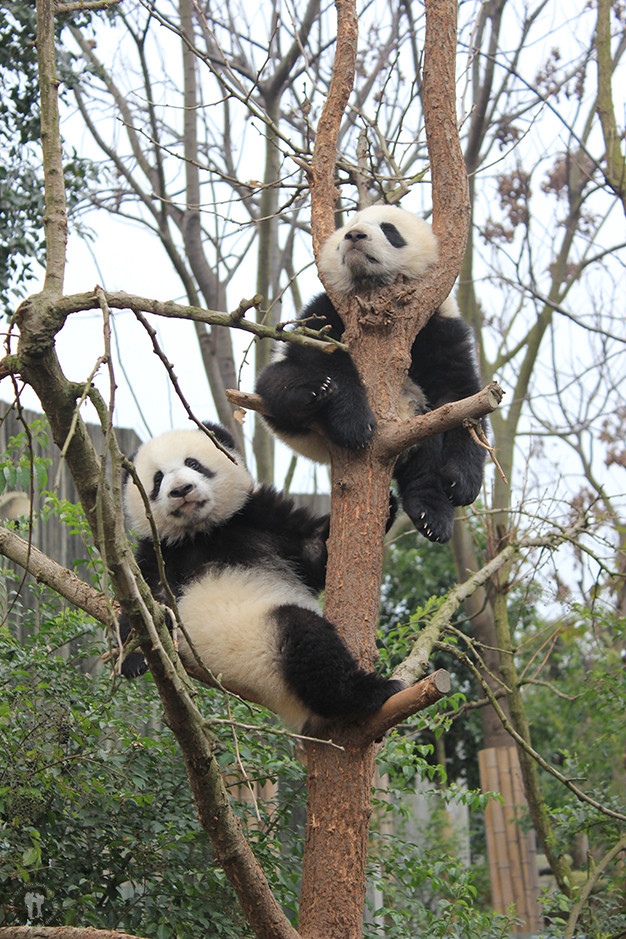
479, 745, 542, 932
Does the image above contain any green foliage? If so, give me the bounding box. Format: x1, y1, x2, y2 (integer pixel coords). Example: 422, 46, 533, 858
521, 601, 626, 816
0, 1, 44, 311
365, 837, 521, 939
380, 527, 484, 789
0, 420, 51, 496
0, 606, 253, 937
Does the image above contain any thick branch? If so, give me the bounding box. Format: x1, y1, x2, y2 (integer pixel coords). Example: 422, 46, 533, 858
596, 0, 626, 210
421, 0, 470, 302
37, 0, 67, 297
308, 0, 358, 255
225, 383, 504, 453
378, 382, 504, 457
0, 527, 115, 626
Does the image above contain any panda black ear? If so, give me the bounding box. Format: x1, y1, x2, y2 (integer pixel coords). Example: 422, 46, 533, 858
202, 421, 237, 451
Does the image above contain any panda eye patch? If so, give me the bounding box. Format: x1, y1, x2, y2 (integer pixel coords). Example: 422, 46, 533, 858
380, 222, 407, 248
150, 470, 164, 500
184, 457, 215, 479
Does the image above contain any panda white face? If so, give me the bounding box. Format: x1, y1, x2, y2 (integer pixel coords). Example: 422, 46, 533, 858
318, 205, 439, 298
124, 429, 253, 542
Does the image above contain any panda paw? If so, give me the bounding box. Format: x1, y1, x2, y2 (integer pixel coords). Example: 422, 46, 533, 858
400, 490, 456, 544
120, 649, 148, 678
290, 376, 338, 421
323, 403, 377, 451
440, 459, 484, 507
312, 376, 335, 404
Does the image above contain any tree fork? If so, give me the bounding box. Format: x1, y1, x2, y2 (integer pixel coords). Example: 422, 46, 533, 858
299, 0, 469, 934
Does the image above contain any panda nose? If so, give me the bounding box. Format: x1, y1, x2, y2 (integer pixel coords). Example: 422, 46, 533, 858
344, 230, 367, 243
170, 482, 194, 499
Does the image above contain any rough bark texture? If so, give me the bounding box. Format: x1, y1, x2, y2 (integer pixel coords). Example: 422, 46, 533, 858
0, 527, 115, 626
36, 0, 67, 296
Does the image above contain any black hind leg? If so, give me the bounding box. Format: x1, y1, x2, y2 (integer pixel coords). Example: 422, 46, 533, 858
273, 605, 403, 720
440, 425, 486, 506
394, 439, 456, 543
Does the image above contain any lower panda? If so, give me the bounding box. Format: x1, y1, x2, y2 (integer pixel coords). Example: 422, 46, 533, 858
255, 204, 486, 544
119, 422, 402, 731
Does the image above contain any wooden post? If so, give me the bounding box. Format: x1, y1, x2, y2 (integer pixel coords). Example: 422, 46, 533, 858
479, 747, 542, 932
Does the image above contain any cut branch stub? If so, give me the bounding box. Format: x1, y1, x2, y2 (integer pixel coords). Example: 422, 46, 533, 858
350, 669, 451, 747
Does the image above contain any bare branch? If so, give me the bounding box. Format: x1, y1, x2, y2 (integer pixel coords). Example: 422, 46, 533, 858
0, 527, 115, 627
44, 290, 345, 351
225, 383, 505, 453
56, 0, 121, 11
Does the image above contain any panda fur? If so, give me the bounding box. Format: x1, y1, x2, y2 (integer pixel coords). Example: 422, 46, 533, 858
255, 205, 486, 544
119, 421, 402, 731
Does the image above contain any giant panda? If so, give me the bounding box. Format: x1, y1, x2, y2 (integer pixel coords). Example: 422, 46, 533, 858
255, 204, 486, 544
118, 421, 402, 731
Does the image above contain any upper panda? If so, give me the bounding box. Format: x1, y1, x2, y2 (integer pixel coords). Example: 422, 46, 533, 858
256, 205, 486, 544
119, 421, 402, 731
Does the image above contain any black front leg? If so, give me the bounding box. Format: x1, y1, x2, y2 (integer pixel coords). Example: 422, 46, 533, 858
117, 607, 176, 679
257, 349, 377, 451
117, 612, 149, 678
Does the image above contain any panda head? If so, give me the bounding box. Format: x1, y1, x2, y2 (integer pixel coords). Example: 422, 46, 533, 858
318, 205, 439, 298
124, 423, 253, 542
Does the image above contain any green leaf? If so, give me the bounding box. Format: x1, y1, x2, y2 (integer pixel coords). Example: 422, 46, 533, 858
22, 844, 41, 867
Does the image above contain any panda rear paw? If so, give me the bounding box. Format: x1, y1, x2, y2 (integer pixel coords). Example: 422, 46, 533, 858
400, 489, 456, 543
440, 459, 484, 507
